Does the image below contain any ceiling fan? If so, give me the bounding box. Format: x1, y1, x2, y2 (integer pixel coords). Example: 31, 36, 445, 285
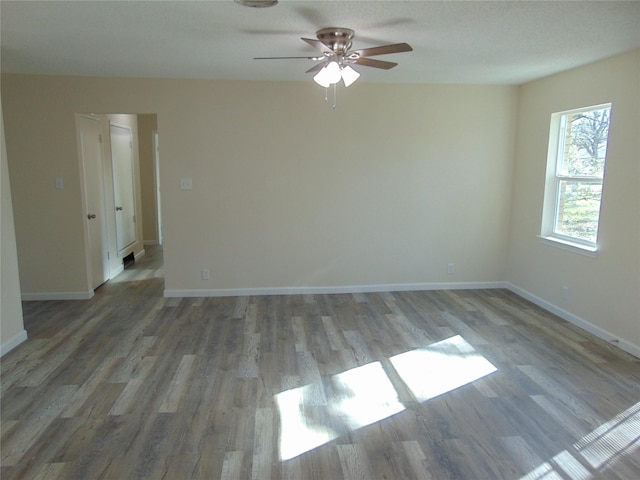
254, 27, 413, 88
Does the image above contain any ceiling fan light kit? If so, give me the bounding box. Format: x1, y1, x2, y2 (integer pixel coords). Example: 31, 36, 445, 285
313, 63, 360, 88
254, 27, 412, 107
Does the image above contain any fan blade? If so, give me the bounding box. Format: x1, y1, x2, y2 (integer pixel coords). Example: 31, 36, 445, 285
352, 43, 412, 57
301, 37, 333, 53
254, 56, 322, 60
305, 61, 326, 74
353, 57, 398, 69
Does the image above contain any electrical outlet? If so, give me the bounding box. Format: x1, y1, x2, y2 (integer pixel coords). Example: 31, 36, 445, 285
202, 269, 210, 280
447, 263, 455, 275
180, 178, 193, 190
561, 286, 570, 300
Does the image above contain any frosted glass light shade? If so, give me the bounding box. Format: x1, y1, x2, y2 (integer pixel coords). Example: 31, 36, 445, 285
341, 66, 360, 87
313, 67, 332, 88
325, 62, 341, 84
313, 62, 342, 88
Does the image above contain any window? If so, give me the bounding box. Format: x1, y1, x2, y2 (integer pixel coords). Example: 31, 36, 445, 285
541, 104, 612, 252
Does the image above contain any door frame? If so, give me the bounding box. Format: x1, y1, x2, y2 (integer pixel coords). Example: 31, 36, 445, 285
153, 130, 162, 245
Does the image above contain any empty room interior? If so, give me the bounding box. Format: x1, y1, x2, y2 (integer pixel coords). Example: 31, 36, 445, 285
1, 1, 639, 479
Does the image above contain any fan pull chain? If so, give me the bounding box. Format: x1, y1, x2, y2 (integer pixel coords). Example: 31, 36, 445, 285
332, 83, 337, 109
321, 85, 338, 109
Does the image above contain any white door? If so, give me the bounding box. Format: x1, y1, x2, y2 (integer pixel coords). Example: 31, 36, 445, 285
79, 115, 110, 289
110, 123, 137, 253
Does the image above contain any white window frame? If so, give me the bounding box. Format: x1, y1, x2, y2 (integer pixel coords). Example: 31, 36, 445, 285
539, 103, 612, 255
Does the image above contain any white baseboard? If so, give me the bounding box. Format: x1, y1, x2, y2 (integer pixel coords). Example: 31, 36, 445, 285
164, 281, 507, 298
143, 240, 160, 246
21, 290, 94, 301
0, 330, 28, 356
134, 249, 146, 260
506, 282, 640, 359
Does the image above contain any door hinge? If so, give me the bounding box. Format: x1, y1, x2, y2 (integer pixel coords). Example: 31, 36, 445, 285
107, 251, 110, 260
133, 215, 136, 223
98, 134, 103, 143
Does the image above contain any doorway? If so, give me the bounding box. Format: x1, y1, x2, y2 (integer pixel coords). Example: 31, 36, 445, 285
77, 113, 162, 293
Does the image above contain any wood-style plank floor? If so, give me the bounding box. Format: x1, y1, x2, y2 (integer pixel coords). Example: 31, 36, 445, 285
2, 246, 639, 479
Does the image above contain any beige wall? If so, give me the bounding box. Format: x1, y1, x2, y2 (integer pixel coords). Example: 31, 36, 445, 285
1, 75, 517, 297
137, 114, 159, 244
3, 81, 90, 295
159, 82, 517, 293
1, 100, 27, 355
507, 49, 640, 352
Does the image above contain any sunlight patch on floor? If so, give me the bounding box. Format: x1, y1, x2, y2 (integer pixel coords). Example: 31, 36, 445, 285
573, 401, 640, 469
276, 334, 497, 461
520, 401, 640, 479
275, 385, 339, 461
389, 335, 497, 402
330, 361, 405, 430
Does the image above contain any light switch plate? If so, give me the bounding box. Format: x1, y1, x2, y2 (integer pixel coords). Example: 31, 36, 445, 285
180, 178, 192, 190
55, 177, 64, 189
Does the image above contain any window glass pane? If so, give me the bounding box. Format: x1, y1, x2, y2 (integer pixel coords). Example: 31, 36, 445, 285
554, 180, 602, 243
558, 107, 610, 177
543, 104, 611, 250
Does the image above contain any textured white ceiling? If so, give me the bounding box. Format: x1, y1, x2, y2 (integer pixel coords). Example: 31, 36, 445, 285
1, 0, 639, 85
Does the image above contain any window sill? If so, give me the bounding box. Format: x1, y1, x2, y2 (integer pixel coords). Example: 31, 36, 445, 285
537, 236, 598, 257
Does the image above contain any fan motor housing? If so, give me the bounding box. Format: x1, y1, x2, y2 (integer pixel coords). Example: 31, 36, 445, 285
316, 27, 354, 53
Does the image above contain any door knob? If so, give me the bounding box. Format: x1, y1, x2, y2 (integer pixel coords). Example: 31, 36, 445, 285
87, 214, 96, 219
116, 206, 123, 211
